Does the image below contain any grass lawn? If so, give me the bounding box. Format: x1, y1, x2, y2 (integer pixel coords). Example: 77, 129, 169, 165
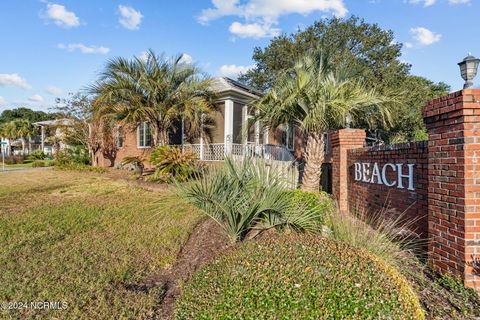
2, 160, 54, 169
0, 169, 201, 319
2, 163, 33, 169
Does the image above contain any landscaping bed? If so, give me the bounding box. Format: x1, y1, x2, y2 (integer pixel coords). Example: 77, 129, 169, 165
176, 233, 424, 320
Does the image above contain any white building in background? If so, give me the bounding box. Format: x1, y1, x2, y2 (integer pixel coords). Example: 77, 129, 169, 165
33, 118, 72, 154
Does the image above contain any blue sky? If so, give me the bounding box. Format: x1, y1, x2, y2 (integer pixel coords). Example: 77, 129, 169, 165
0, 0, 478, 112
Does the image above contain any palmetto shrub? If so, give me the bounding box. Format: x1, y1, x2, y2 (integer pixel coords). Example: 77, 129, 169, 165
150, 146, 201, 182
179, 157, 325, 243
175, 233, 425, 320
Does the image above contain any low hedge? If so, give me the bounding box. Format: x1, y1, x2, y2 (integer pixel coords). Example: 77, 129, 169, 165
176, 234, 424, 320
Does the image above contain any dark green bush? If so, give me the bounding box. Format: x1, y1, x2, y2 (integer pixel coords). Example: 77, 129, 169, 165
31, 160, 46, 168
288, 189, 333, 225
27, 150, 47, 161
54, 146, 90, 166
176, 234, 424, 320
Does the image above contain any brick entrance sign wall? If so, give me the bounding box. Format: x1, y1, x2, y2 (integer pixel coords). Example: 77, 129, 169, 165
331, 89, 480, 290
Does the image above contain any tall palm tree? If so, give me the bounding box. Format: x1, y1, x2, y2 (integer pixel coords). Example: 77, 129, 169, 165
257, 51, 392, 192
1, 119, 37, 155
89, 50, 216, 146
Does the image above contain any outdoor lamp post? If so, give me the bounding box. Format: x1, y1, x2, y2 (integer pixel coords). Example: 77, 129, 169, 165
458, 53, 480, 89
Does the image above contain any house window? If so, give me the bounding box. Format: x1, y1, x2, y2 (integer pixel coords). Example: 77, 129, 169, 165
137, 122, 152, 148
281, 123, 295, 150
117, 126, 124, 148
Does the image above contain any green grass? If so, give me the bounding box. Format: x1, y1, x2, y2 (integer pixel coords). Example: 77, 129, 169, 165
2, 160, 54, 169
176, 233, 424, 320
0, 170, 201, 319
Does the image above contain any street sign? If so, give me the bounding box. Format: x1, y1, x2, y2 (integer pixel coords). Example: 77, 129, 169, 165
0, 142, 6, 145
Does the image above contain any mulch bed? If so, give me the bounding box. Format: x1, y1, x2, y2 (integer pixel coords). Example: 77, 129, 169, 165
124, 218, 230, 320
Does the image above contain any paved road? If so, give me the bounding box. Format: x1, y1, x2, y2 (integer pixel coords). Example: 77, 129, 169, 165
0, 166, 54, 173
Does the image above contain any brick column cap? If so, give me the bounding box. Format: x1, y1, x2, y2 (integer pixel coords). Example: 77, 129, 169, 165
423, 89, 480, 120
330, 128, 366, 148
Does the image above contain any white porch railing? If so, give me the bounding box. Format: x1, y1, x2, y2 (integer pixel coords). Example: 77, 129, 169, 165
177, 143, 299, 188
178, 143, 295, 162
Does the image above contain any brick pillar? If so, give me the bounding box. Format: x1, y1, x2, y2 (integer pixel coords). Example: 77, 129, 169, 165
423, 89, 480, 290
331, 129, 366, 212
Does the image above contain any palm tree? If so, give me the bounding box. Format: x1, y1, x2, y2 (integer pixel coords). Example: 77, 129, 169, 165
257, 51, 392, 192
1, 119, 37, 155
89, 50, 216, 146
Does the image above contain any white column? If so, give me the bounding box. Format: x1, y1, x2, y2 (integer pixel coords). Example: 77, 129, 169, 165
199, 114, 205, 160
224, 99, 234, 155
242, 104, 248, 145
263, 127, 269, 144
41, 126, 45, 153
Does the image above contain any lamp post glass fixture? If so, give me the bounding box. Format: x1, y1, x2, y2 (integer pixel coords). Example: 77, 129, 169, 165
458, 53, 480, 89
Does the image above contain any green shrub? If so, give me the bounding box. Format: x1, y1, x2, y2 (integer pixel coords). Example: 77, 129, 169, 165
31, 160, 46, 168
54, 146, 90, 166
150, 146, 202, 182
27, 150, 47, 161
179, 157, 322, 243
55, 163, 107, 173
176, 233, 424, 320
288, 189, 333, 226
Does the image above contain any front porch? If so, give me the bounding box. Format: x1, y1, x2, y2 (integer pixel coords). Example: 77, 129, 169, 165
175, 78, 295, 162
178, 143, 294, 162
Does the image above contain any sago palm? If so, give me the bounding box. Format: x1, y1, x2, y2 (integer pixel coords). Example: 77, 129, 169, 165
258, 51, 392, 192
90, 50, 216, 146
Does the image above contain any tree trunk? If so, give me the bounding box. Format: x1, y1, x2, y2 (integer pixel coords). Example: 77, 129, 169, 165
21, 137, 26, 155
154, 125, 169, 147
301, 132, 325, 192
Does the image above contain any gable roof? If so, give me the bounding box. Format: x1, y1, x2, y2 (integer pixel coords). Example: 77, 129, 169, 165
212, 77, 263, 100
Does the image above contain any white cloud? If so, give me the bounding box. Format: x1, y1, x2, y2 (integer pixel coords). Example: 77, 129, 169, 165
410, 27, 442, 45
179, 53, 193, 65
218, 64, 255, 78
199, 0, 347, 38
408, 0, 436, 6
58, 43, 110, 55
0, 96, 6, 105
229, 21, 280, 38
448, 0, 470, 4
408, 0, 470, 6
28, 94, 44, 103
42, 3, 80, 27
137, 51, 149, 62
46, 86, 63, 95
404, 42, 413, 48
118, 5, 143, 30
0, 74, 31, 90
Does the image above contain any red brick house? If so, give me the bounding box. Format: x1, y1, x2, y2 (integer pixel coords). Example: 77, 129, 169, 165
93, 77, 305, 168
